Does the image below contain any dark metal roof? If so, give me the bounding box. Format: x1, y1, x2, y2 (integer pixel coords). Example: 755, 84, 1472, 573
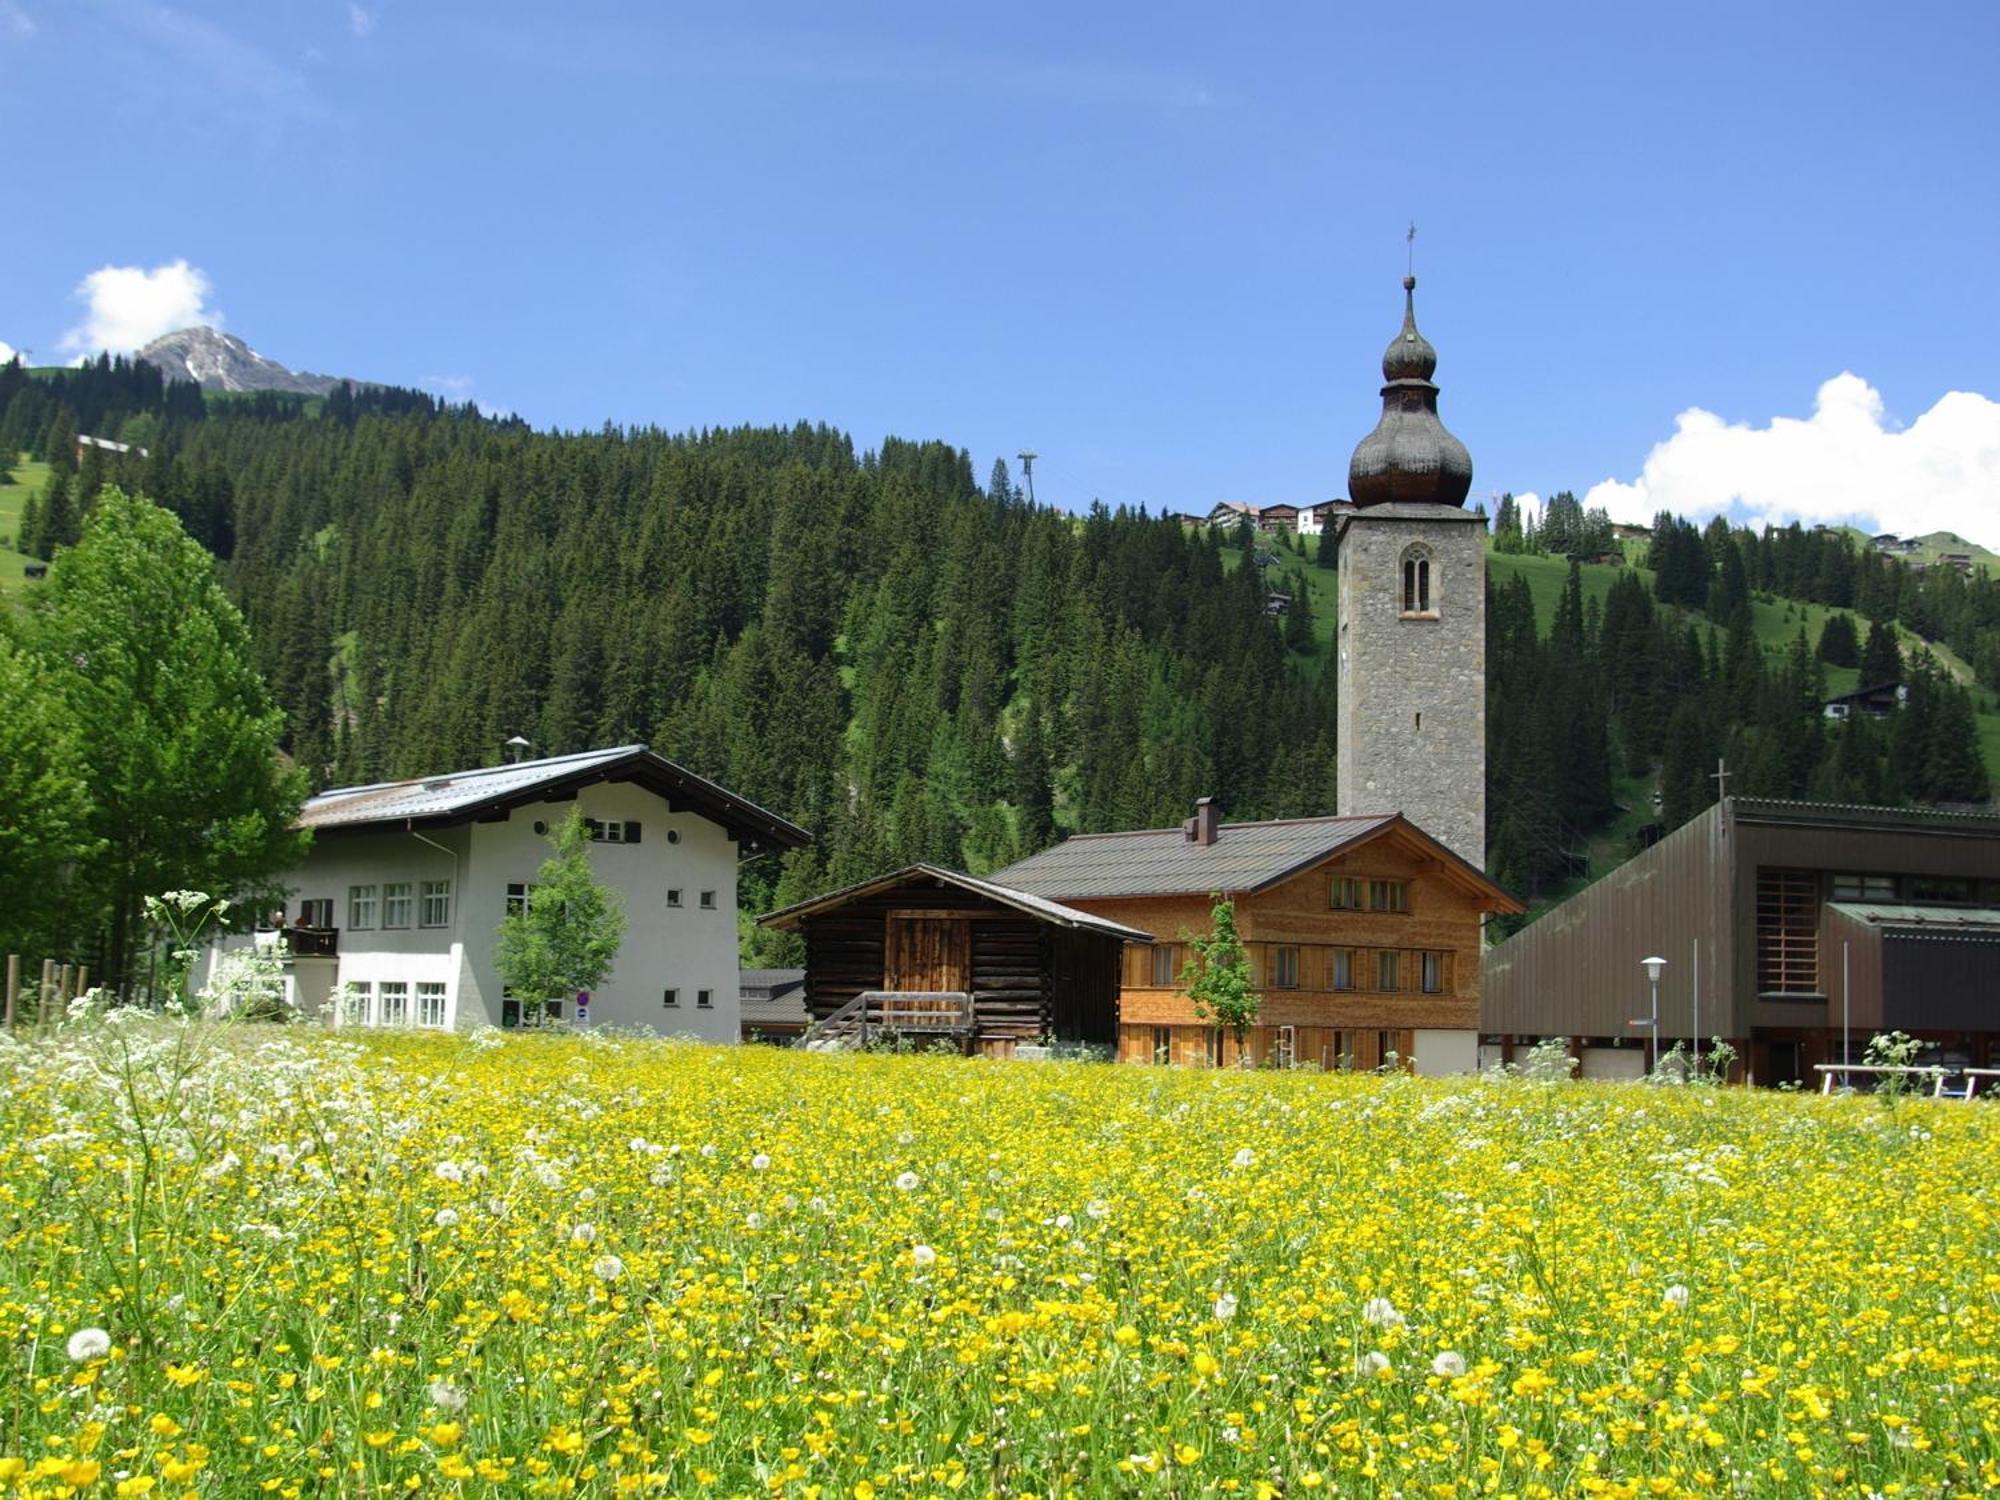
301, 744, 812, 852
989, 812, 1521, 909
1731, 798, 2000, 836
760, 864, 1155, 942
1347, 276, 1472, 509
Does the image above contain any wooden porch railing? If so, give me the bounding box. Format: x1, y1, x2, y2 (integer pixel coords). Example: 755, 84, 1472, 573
797, 990, 975, 1050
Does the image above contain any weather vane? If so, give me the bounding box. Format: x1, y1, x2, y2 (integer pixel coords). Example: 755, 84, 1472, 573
1407, 221, 1417, 278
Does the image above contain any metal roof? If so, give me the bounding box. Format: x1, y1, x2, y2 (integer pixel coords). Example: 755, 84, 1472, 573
761, 864, 1155, 943
1731, 798, 2000, 835
1829, 902, 2000, 935
300, 744, 811, 851
991, 814, 1398, 899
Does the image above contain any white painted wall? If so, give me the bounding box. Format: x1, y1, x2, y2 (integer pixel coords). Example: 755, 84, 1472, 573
1579, 1046, 1647, 1080
1411, 1028, 1479, 1076
464, 783, 742, 1042
202, 780, 745, 1042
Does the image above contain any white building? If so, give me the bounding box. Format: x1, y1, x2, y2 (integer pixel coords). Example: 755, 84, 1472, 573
202, 744, 810, 1040
1294, 501, 1342, 537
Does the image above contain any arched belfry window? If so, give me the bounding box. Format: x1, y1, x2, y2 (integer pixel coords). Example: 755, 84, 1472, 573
1399, 544, 1435, 616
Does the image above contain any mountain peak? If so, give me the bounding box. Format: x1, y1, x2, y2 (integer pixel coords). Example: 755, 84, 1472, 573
137, 326, 357, 397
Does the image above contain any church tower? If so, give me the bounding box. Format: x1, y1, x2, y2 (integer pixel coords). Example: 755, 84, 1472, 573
1335, 275, 1486, 869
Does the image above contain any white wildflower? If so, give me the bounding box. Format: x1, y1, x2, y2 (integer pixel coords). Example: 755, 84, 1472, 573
433, 1208, 460, 1228
751, 1153, 771, 1171
1086, 1199, 1110, 1220
433, 1160, 464, 1184
1213, 1293, 1239, 1322
1362, 1297, 1405, 1329
568, 1222, 597, 1246
1663, 1283, 1691, 1309
1431, 1350, 1467, 1378
593, 1255, 625, 1282
911, 1244, 937, 1267
1354, 1350, 1392, 1377
67, 1327, 112, 1363
1231, 1147, 1255, 1169
895, 1171, 920, 1192
427, 1378, 467, 1412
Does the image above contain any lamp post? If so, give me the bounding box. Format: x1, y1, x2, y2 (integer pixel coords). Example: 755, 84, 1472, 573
1640, 956, 1666, 1075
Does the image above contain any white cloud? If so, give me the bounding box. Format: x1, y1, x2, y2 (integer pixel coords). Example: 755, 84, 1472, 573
0, 339, 16, 364
58, 259, 223, 357
347, 3, 373, 38
1, 2, 35, 40
1584, 374, 2000, 552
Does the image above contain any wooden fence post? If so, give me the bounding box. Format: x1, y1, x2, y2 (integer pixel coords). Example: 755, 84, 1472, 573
3, 954, 15, 1034
39, 959, 55, 1036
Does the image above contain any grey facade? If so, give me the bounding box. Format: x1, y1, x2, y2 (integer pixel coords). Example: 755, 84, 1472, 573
1483, 798, 2000, 1082
1336, 505, 1488, 870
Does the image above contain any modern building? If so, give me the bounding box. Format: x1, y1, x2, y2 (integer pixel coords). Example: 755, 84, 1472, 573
1482, 798, 2000, 1084
992, 798, 1520, 1070
761, 864, 1149, 1055
201, 744, 809, 1038
1295, 501, 1343, 537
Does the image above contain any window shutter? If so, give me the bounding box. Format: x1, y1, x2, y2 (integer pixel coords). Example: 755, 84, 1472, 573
626, 820, 642, 844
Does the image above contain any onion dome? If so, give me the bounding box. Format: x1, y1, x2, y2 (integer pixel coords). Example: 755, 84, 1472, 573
1347, 275, 1473, 507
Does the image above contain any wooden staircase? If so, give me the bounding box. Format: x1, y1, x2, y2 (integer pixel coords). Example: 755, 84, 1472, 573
797, 990, 976, 1052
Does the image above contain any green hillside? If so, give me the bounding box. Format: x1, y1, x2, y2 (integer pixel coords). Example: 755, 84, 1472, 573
0, 451, 50, 593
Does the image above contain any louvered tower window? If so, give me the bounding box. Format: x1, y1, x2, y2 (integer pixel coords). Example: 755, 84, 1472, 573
1755, 868, 1821, 995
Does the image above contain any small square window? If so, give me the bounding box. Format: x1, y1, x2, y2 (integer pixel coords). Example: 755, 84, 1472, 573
1369, 880, 1409, 913
1332, 949, 1354, 991
1148, 944, 1175, 987
382, 882, 413, 928
1330, 876, 1363, 910
696, 989, 713, 1008
1273, 946, 1300, 989
699, 891, 716, 910
663, 988, 679, 1007
666, 889, 683, 909
1376, 951, 1401, 991
419, 880, 452, 927
348, 884, 378, 930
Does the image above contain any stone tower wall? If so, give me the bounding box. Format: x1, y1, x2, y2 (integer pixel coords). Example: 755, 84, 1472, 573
1336, 508, 1486, 870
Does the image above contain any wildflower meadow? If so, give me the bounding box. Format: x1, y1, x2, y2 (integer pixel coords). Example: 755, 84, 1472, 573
3, 1020, 1997, 1498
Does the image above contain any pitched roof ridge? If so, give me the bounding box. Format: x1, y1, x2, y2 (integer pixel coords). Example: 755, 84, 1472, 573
1046, 811, 1393, 843
310, 743, 645, 802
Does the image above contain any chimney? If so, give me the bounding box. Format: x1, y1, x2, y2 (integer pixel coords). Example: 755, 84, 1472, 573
1183, 796, 1220, 846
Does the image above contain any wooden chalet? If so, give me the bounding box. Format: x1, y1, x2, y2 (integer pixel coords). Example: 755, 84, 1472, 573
760, 865, 1151, 1055
991, 798, 1522, 1071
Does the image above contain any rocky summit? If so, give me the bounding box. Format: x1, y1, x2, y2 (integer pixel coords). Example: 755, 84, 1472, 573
137, 326, 358, 396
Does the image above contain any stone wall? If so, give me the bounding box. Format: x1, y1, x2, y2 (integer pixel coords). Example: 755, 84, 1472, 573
1336, 505, 1487, 871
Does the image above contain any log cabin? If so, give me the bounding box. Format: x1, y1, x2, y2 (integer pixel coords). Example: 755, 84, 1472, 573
760, 865, 1151, 1055
991, 798, 1521, 1071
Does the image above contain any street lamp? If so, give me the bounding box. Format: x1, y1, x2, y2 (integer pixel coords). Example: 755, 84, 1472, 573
1638, 956, 1666, 1075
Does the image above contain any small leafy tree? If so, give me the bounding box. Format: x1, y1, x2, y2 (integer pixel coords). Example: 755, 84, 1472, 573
1178, 897, 1260, 1062
494, 809, 627, 1024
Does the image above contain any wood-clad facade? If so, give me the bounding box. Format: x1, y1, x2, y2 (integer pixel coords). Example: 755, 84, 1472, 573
761, 866, 1143, 1054
1483, 798, 2000, 1084
991, 811, 1521, 1071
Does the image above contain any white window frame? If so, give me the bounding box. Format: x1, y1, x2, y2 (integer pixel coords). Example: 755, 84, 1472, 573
382, 882, 414, 929
341, 981, 373, 1027
416, 982, 447, 1029
506, 882, 534, 916
663, 988, 679, 1008
696, 989, 713, 1009
699, 890, 717, 910
378, 980, 409, 1027
420, 880, 452, 928
666, 889, 683, 909
348, 884, 378, 930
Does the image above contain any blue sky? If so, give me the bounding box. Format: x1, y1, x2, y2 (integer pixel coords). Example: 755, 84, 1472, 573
3, 1, 1997, 546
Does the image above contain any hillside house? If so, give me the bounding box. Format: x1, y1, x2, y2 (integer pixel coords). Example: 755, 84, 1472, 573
1822, 680, 1906, 720
1483, 798, 2000, 1084
991, 798, 1521, 1071
1206, 500, 1261, 528
1258, 503, 1301, 532
76, 433, 151, 461
762, 865, 1149, 1055
200, 744, 809, 1039
1295, 501, 1342, 537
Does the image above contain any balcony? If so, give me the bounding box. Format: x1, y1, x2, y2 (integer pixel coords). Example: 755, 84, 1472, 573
256, 926, 340, 959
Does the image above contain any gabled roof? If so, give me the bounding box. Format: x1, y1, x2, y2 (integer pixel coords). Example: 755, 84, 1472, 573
300, 744, 811, 853
990, 813, 1522, 911
760, 864, 1155, 942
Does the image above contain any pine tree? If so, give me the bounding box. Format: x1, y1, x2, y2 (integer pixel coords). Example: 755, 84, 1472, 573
1859, 619, 1902, 686
494, 808, 629, 1021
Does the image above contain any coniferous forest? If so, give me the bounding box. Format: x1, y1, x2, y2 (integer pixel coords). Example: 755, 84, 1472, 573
2, 354, 1994, 961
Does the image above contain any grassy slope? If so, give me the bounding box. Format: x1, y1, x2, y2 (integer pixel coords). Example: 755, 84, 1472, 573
0, 452, 51, 594
1229, 533, 1999, 902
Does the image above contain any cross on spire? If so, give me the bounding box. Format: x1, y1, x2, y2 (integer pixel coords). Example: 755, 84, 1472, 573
1406, 221, 1417, 277
1710, 757, 1731, 802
